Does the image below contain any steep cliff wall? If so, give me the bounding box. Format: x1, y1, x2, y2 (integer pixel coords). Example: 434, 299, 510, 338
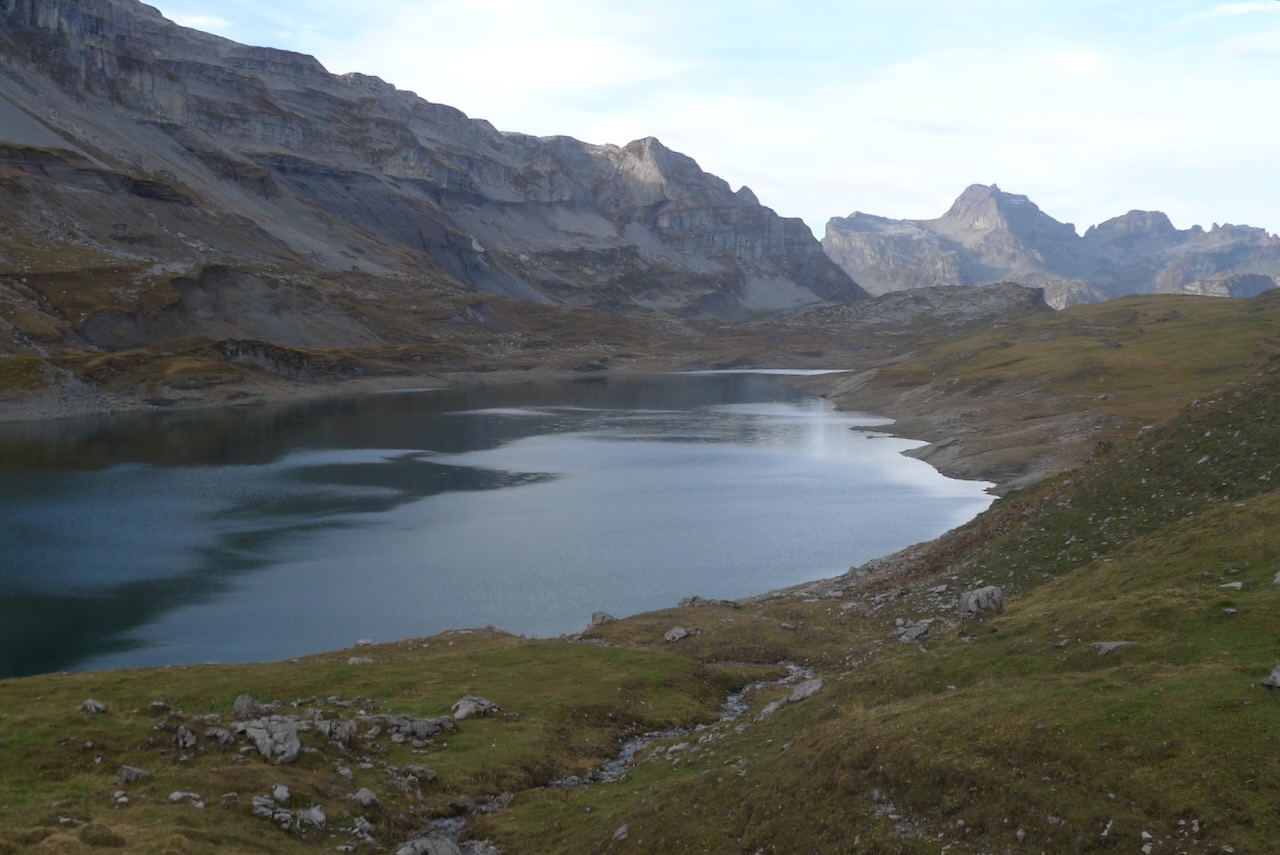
0, 0, 866, 358
823, 185, 1280, 307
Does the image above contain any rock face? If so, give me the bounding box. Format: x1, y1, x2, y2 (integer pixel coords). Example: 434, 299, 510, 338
823, 185, 1280, 307
0, 0, 866, 362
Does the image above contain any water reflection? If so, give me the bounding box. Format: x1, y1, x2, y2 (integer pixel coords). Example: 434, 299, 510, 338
0, 375, 991, 677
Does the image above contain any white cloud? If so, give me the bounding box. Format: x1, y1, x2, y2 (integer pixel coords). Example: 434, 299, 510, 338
1059, 51, 1105, 76
1186, 1, 1280, 20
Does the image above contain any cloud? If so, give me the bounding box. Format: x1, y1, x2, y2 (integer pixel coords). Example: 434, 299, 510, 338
1185, 1, 1280, 20
1058, 51, 1105, 76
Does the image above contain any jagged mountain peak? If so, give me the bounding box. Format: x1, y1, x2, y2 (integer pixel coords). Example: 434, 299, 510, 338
934, 183, 1078, 242
822, 184, 1280, 306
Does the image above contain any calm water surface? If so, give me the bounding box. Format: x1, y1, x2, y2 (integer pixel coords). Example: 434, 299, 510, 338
0, 374, 993, 677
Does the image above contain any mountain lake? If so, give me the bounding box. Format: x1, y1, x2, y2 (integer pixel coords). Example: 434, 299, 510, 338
0, 372, 994, 678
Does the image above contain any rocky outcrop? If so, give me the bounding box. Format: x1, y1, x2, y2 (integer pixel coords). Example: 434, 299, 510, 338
823, 185, 1280, 307
0, 0, 865, 351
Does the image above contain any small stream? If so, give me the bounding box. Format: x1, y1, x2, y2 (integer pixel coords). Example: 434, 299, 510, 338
553, 662, 815, 788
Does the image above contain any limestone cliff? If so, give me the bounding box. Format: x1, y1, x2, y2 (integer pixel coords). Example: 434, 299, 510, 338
823, 185, 1280, 307
0, 0, 865, 361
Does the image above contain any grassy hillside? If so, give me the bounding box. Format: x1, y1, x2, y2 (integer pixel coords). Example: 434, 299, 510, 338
5, 295, 1280, 853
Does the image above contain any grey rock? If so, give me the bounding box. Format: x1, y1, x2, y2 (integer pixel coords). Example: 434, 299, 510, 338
450, 695, 499, 720
79, 699, 108, 714
115, 765, 150, 786
403, 764, 438, 783
590, 611, 616, 626
959, 586, 1005, 621
1219, 582, 1243, 591
237, 716, 303, 764
204, 727, 233, 745
297, 804, 326, 830
613, 823, 630, 841
787, 679, 825, 703
823, 184, 1280, 308
351, 787, 380, 808
1263, 664, 1280, 689
272, 783, 291, 803
1091, 641, 1131, 656
396, 835, 463, 855
347, 656, 376, 665
173, 724, 198, 749
232, 694, 272, 720
895, 619, 933, 643
251, 795, 276, 818
316, 718, 358, 746
362, 714, 455, 740
168, 790, 201, 803
664, 627, 691, 643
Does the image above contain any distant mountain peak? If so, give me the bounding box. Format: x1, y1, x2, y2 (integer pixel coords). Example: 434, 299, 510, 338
822, 185, 1280, 306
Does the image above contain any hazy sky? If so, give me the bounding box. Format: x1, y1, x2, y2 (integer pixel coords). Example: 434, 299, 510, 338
147, 0, 1280, 237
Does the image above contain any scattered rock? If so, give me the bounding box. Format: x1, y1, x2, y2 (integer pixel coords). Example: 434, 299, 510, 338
590, 611, 616, 626
232, 694, 273, 720
396, 835, 462, 855
788, 679, 825, 703
613, 823, 630, 841
1273, 570, 1280, 586
664, 627, 690, 643
79, 699, 108, 714
115, 765, 150, 786
317, 718, 358, 746
237, 716, 303, 764
347, 657, 376, 665
451, 695, 499, 720
678, 596, 740, 608
205, 726, 233, 745
1262, 664, 1280, 689
959, 585, 1004, 620
272, 783, 291, 803
1091, 641, 1131, 656
362, 714, 455, 740
1219, 582, 1243, 591
297, 804, 326, 830
251, 796, 276, 819
167, 791, 202, 804
403, 765, 437, 783
895, 619, 933, 643
352, 787, 380, 808
173, 724, 198, 749
355, 639, 374, 647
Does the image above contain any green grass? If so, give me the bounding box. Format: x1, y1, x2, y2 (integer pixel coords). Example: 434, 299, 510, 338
884, 292, 1280, 420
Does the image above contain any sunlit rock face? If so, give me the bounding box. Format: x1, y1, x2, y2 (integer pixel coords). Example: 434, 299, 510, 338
823, 184, 1280, 308
0, 0, 867, 349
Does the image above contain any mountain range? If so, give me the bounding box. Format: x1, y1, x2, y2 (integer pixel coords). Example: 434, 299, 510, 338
823, 184, 1280, 307
0, 0, 866, 364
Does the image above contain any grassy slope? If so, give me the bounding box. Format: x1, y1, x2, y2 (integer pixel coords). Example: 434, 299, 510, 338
4, 293, 1280, 852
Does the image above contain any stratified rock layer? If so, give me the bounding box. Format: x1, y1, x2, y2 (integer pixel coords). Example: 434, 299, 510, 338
823, 184, 1280, 307
0, 0, 865, 361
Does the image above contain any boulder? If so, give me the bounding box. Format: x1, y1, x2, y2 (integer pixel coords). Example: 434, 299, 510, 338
1263, 664, 1280, 689
237, 716, 303, 764
232, 694, 273, 720
959, 586, 1004, 620
664, 627, 690, 643
787, 679, 825, 703
1091, 641, 1131, 656
396, 835, 463, 855
115, 765, 150, 786
173, 724, 198, 749
590, 611, 616, 626
895, 619, 933, 643
450, 695, 499, 720
351, 787, 380, 808
79, 699, 108, 714
297, 804, 326, 830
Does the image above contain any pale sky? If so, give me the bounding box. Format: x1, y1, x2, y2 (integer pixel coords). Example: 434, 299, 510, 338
147, 0, 1280, 237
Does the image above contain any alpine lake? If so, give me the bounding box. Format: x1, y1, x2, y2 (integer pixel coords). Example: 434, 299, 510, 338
0, 372, 994, 678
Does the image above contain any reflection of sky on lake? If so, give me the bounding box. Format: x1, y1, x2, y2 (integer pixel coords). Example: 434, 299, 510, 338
0, 374, 992, 677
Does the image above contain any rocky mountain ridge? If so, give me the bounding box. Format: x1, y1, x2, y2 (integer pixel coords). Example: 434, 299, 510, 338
823, 184, 1280, 307
0, 0, 865, 364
